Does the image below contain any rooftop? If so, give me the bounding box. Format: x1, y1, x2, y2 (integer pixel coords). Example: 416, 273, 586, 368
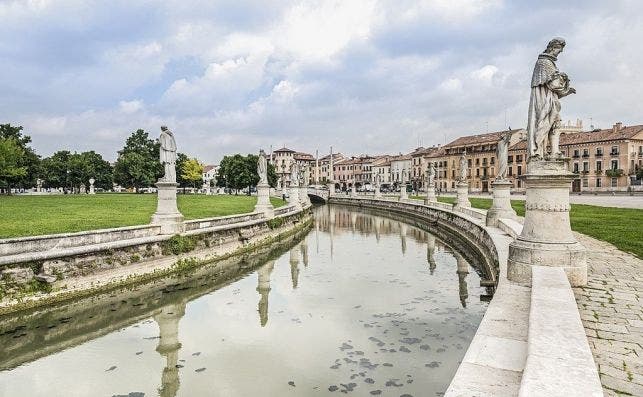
444, 129, 517, 148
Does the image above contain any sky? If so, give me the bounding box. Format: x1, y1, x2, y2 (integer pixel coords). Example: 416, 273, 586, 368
1, 0, 642, 164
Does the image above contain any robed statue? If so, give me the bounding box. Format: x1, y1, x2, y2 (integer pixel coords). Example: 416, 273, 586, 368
459, 152, 467, 182
496, 130, 512, 180
257, 149, 268, 185
427, 162, 435, 186
159, 126, 177, 183
290, 163, 299, 187
527, 37, 575, 159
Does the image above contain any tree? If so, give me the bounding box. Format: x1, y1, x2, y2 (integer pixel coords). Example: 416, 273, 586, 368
181, 158, 204, 189
80, 151, 113, 190
113, 129, 161, 191
0, 138, 27, 193
0, 124, 40, 190
216, 153, 268, 194
175, 152, 189, 191
41, 150, 113, 192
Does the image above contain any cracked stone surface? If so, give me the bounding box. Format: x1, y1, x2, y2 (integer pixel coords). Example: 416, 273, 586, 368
573, 232, 643, 397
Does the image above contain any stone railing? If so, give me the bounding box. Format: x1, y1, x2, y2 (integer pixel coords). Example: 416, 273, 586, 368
328, 195, 601, 397
184, 212, 264, 231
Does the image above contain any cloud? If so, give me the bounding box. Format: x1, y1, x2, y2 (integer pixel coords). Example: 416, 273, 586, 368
1, 0, 642, 164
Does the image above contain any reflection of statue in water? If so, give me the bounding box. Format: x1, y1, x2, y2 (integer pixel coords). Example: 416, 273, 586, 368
159, 126, 177, 183
400, 223, 407, 255
299, 240, 309, 267
257, 259, 275, 327
455, 253, 469, 308
527, 37, 575, 159
154, 301, 187, 397
257, 149, 268, 185
427, 234, 437, 275
289, 248, 300, 289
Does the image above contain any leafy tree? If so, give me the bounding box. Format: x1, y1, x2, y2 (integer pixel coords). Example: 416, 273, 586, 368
40, 151, 72, 190
80, 151, 113, 190
0, 138, 27, 193
40, 150, 113, 192
216, 154, 273, 194
181, 158, 204, 189
113, 129, 161, 191
175, 152, 189, 190
0, 124, 40, 190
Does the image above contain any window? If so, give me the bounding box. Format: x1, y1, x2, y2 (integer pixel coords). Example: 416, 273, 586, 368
508, 155, 514, 163
468, 159, 472, 167
476, 169, 480, 177
573, 163, 579, 173
611, 160, 618, 170
596, 178, 602, 188
596, 147, 603, 156
596, 161, 602, 172
517, 166, 522, 175
475, 158, 480, 165
583, 149, 589, 157
611, 146, 619, 155
509, 167, 513, 176
491, 157, 495, 165
611, 177, 618, 187
452, 170, 455, 178
573, 149, 580, 158
583, 162, 589, 172
516, 155, 523, 163
582, 179, 588, 188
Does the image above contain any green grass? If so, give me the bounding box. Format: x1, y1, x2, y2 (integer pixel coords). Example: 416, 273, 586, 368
434, 196, 643, 259
0, 194, 286, 238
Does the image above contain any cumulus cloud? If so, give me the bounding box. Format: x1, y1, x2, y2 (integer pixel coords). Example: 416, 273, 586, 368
1, 0, 642, 163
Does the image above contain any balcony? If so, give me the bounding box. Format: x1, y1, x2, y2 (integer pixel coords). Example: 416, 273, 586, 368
610, 151, 619, 156
572, 154, 580, 159
582, 154, 589, 158
595, 152, 603, 157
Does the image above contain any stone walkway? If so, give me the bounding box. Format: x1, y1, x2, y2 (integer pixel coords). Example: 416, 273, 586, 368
574, 233, 643, 396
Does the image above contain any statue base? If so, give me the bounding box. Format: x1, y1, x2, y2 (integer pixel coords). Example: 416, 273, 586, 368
151, 182, 185, 234
399, 186, 409, 201
254, 183, 274, 218
288, 185, 301, 209
486, 179, 516, 226
374, 186, 382, 198
424, 186, 437, 204
507, 159, 587, 286
299, 186, 311, 207
454, 182, 470, 209
327, 182, 334, 198
351, 187, 357, 198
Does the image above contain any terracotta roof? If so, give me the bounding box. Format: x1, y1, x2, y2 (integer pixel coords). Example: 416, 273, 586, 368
391, 154, 412, 161
203, 165, 217, 173
416, 146, 444, 158
274, 147, 295, 153
444, 129, 517, 148
371, 156, 392, 166
294, 152, 314, 161
510, 124, 643, 150
319, 153, 344, 161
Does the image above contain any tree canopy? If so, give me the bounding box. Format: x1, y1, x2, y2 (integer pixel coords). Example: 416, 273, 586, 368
181, 158, 204, 188
0, 138, 28, 190
40, 150, 113, 192
113, 129, 161, 191
216, 154, 277, 194
0, 124, 40, 191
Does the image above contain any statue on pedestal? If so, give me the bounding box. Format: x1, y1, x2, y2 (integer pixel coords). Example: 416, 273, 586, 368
159, 126, 177, 183
290, 163, 299, 187
428, 162, 435, 186
257, 149, 268, 185
458, 152, 467, 182
527, 37, 576, 160
496, 130, 512, 180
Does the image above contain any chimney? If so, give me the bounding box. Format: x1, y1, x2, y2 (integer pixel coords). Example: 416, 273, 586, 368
613, 122, 622, 132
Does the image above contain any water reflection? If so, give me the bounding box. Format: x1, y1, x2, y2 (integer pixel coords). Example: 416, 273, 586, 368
0, 204, 488, 397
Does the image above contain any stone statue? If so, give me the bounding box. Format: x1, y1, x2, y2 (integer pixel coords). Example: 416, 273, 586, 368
257, 149, 268, 185
159, 126, 177, 183
459, 152, 467, 182
527, 37, 576, 159
302, 164, 310, 186
427, 162, 435, 186
496, 130, 512, 180
290, 162, 299, 187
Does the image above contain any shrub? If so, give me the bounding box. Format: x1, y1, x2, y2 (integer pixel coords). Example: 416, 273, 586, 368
162, 235, 197, 255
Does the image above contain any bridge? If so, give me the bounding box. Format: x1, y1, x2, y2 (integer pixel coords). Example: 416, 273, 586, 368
307, 187, 329, 203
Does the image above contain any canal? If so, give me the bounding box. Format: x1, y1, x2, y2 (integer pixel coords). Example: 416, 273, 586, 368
0, 205, 489, 397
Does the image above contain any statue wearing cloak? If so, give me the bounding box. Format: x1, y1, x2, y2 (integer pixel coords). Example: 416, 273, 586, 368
459, 153, 467, 182
527, 38, 575, 159
159, 126, 177, 183
427, 162, 435, 186
257, 149, 268, 185
496, 130, 512, 180
290, 163, 299, 187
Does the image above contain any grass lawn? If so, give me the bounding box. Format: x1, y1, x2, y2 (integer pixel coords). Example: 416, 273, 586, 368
0, 194, 286, 238
433, 196, 643, 259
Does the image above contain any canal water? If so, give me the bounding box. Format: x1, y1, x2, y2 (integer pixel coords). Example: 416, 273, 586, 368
0, 205, 489, 397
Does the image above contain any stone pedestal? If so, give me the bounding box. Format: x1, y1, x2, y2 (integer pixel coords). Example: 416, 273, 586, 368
151, 182, 185, 234
454, 182, 471, 209
288, 185, 301, 209
254, 183, 274, 218
327, 182, 334, 197
425, 185, 436, 204
399, 185, 408, 201
508, 159, 587, 286
299, 186, 311, 207
351, 185, 357, 197
486, 179, 516, 226
374, 185, 382, 198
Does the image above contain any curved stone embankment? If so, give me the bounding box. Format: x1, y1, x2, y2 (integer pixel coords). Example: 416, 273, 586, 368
329, 196, 602, 397
0, 204, 312, 315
